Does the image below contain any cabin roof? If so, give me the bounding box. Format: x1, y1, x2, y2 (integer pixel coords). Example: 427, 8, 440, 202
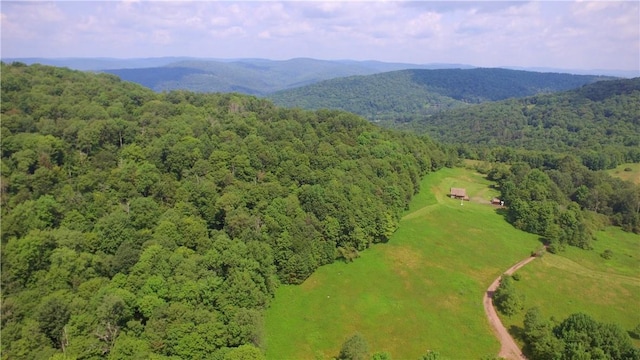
450, 187, 467, 197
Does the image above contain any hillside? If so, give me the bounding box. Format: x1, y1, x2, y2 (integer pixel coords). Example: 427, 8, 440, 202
405, 77, 640, 169
102, 58, 374, 94
0, 63, 446, 359
266, 168, 544, 359
100, 58, 464, 95
265, 168, 640, 359
268, 68, 612, 121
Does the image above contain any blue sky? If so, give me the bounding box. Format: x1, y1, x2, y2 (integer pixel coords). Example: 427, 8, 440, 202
1, 1, 639, 71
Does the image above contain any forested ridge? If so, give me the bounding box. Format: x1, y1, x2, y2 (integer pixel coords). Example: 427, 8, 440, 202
0, 62, 448, 359
2, 62, 638, 360
407, 77, 640, 170
101, 58, 415, 95
268, 68, 611, 121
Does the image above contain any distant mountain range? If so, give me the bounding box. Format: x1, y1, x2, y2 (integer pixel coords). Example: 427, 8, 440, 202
268, 68, 615, 120
98, 58, 449, 94
3, 57, 637, 96
1, 57, 195, 71
2, 57, 474, 95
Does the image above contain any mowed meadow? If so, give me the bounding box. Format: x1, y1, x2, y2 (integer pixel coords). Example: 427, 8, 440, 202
264, 167, 543, 359
503, 226, 640, 348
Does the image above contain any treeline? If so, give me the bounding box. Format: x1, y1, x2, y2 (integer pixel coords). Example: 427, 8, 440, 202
0, 63, 447, 358
479, 150, 640, 251
408, 78, 640, 170
523, 309, 639, 359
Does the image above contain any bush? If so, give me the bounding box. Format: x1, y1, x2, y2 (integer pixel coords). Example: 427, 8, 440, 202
601, 249, 613, 259
338, 333, 368, 360
494, 275, 524, 316
531, 246, 546, 257
371, 352, 392, 360
419, 350, 444, 360
547, 242, 565, 254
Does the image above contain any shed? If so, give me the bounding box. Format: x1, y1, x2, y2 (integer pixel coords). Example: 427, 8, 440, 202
450, 188, 470, 201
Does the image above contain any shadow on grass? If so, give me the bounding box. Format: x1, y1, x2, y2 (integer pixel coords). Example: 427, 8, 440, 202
494, 208, 508, 217
508, 325, 525, 343
508, 325, 534, 359
492, 207, 549, 252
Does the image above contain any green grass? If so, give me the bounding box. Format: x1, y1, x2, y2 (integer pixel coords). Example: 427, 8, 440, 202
607, 163, 640, 184
502, 227, 640, 348
264, 167, 640, 359
264, 168, 542, 359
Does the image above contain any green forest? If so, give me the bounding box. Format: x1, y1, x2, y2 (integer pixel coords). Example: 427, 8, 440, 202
1, 62, 639, 359
484, 155, 640, 245
268, 68, 610, 121
405, 78, 640, 170
0, 63, 448, 359
522, 309, 639, 359
101, 58, 404, 95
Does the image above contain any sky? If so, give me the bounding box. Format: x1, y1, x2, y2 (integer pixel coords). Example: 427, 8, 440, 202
1, 1, 639, 72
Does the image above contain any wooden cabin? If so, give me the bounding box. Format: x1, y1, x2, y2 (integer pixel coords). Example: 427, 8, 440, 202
450, 187, 470, 201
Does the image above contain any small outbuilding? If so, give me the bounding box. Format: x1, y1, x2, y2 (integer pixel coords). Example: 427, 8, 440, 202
450, 187, 470, 201
491, 198, 501, 205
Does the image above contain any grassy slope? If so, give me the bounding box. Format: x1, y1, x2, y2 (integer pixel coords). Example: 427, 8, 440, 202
503, 226, 640, 348
264, 168, 542, 359
607, 163, 640, 185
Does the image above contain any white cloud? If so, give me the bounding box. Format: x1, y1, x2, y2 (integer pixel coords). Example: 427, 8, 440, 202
1, 1, 637, 71
1, 2, 65, 40
209, 16, 230, 27
211, 26, 245, 38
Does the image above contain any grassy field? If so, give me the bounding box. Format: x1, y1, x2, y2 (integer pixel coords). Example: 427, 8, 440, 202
264, 167, 640, 359
502, 226, 640, 348
607, 163, 640, 184
264, 168, 542, 359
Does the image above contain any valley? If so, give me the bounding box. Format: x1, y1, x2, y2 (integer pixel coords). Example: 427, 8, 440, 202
1, 61, 638, 360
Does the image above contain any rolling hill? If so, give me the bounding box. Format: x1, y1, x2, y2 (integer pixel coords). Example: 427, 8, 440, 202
5, 57, 466, 95
102, 58, 469, 95
404, 77, 640, 167
0, 62, 446, 359
268, 68, 613, 121
101, 58, 376, 94
1, 57, 195, 71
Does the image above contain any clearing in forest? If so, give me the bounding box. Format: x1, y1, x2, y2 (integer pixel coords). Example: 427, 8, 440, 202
264, 168, 541, 359
264, 167, 640, 359
607, 163, 640, 185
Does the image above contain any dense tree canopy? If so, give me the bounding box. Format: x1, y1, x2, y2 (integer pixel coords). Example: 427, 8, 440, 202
269, 68, 610, 122
0, 62, 447, 358
484, 152, 640, 243
523, 309, 639, 360
2, 62, 636, 360
407, 78, 640, 169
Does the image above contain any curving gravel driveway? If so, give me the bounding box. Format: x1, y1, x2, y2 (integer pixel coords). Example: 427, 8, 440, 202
484, 255, 537, 360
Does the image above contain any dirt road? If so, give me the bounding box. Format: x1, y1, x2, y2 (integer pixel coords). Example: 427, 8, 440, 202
484, 255, 537, 360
